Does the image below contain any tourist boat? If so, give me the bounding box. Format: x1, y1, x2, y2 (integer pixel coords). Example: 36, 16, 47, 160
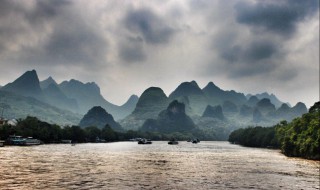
137, 138, 152, 144
7, 135, 41, 146
24, 137, 41, 146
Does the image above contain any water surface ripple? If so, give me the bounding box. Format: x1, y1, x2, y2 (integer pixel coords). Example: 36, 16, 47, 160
0, 141, 319, 190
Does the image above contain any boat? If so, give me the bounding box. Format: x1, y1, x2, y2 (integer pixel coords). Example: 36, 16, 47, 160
192, 138, 200, 144
168, 139, 178, 145
24, 137, 41, 146
0, 140, 4, 147
137, 138, 152, 144
7, 135, 41, 146
61, 140, 72, 144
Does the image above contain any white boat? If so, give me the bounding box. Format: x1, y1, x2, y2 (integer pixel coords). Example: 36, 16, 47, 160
7, 135, 40, 146
24, 137, 41, 146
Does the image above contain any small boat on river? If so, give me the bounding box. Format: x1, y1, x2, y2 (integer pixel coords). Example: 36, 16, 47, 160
138, 138, 152, 144
0, 140, 4, 147
168, 139, 178, 145
192, 138, 200, 144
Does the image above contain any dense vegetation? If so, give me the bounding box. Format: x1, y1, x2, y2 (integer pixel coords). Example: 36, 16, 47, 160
0, 116, 209, 143
276, 102, 319, 159
0, 116, 119, 143
228, 126, 279, 148
228, 102, 320, 160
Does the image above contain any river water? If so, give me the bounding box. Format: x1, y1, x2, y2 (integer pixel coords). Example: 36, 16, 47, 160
0, 141, 319, 190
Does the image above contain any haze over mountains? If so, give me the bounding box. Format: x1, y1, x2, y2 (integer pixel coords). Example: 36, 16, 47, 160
0, 70, 308, 139
0, 70, 137, 125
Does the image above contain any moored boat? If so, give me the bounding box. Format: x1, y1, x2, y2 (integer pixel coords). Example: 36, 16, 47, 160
24, 137, 41, 146
192, 138, 200, 144
138, 138, 152, 144
0, 140, 4, 147
168, 139, 178, 145
7, 135, 41, 146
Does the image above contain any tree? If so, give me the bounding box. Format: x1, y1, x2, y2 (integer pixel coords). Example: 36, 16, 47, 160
101, 124, 118, 142
85, 126, 101, 142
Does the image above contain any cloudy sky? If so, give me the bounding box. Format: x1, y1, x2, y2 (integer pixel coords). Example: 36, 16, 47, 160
0, 0, 319, 107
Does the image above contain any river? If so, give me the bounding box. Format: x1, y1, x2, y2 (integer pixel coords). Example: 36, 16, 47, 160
0, 141, 319, 190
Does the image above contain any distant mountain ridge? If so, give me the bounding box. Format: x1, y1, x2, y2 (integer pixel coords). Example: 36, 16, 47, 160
203, 82, 247, 106
1, 70, 138, 125
0, 90, 81, 126
121, 80, 308, 138
40, 76, 58, 89
247, 92, 288, 108
1, 70, 309, 140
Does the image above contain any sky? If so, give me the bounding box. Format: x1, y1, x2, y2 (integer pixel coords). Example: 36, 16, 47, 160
0, 0, 319, 108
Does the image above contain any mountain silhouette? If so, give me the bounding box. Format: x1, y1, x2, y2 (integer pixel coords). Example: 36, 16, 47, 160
256, 98, 276, 115
169, 81, 203, 99
202, 105, 225, 120
169, 81, 207, 115
2, 70, 43, 100
79, 106, 122, 131
43, 83, 79, 112
140, 100, 196, 133
203, 82, 247, 105
120, 87, 168, 130
247, 92, 286, 108
40, 76, 58, 89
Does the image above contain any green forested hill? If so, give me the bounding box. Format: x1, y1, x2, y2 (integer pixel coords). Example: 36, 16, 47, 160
228, 101, 320, 160
276, 102, 320, 159
0, 90, 82, 126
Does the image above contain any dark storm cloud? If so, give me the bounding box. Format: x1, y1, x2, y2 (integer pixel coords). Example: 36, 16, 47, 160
124, 9, 175, 45
235, 0, 319, 35
0, 0, 108, 68
41, 27, 107, 66
118, 36, 146, 63
213, 40, 281, 78
27, 0, 70, 22
209, 0, 319, 79
214, 39, 279, 63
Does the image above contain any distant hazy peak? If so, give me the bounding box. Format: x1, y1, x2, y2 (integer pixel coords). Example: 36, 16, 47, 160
127, 94, 139, 102
2, 69, 41, 94
293, 102, 307, 109
143, 87, 166, 95
250, 92, 284, 108
248, 95, 259, 101
60, 79, 100, 94
257, 98, 272, 105
121, 94, 139, 107
88, 106, 109, 114
190, 80, 198, 86
169, 80, 203, 99
40, 76, 58, 89
279, 103, 290, 109
203, 82, 221, 90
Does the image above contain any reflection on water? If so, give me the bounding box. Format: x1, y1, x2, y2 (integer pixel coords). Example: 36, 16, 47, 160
0, 142, 319, 190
